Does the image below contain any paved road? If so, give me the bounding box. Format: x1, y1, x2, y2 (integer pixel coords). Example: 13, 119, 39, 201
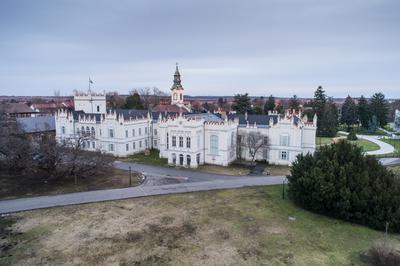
0, 175, 285, 214
379, 157, 400, 166
113, 161, 269, 186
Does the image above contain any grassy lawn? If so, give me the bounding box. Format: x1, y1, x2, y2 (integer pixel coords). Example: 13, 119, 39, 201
263, 165, 291, 176
381, 138, 400, 151
126, 150, 252, 176
197, 164, 250, 176
349, 139, 380, 152
316, 136, 380, 152
316, 136, 334, 146
1, 186, 399, 265
126, 149, 168, 166
0, 168, 141, 200
338, 125, 388, 136
375, 138, 400, 157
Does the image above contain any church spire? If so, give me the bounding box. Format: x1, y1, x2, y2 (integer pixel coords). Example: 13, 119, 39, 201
171, 62, 183, 91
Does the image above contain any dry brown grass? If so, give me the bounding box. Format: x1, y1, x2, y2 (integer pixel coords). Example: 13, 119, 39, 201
263, 165, 291, 176
196, 164, 250, 176
0, 168, 141, 200
1, 186, 400, 265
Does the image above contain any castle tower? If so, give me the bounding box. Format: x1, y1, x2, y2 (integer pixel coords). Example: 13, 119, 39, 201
74, 90, 106, 114
171, 63, 184, 105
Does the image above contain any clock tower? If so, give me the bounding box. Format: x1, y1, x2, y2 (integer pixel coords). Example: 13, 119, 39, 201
171, 63, 184, 105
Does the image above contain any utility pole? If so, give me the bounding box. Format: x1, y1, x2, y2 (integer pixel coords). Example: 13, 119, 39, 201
129, 166, 132, 186
282, 179, 285, 200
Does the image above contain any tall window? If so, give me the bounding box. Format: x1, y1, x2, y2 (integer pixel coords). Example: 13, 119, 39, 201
109, 129, 114, 138
280, 135, 289, 146
91, 127, 95, 136
61, 126, 65, 134
139, 128, 142, 135
154, 129, 157, 135
210, 135, 219, 155
92, 141, 95, 149
132, 129, 135, 137
126, 143, 129, 151
186, 137, 191, 148
139, 141, 142, 148
167, 133, 169, 149
145, 139, 148, 147
86, 126, 90, 135
133, 142, 136, 149
179, 136, 183, 147
109, 144, 114, 151
125, 130, 128, 138
97, 105, 100, 112
145, 127, 148, 134
172, 136, 176, 147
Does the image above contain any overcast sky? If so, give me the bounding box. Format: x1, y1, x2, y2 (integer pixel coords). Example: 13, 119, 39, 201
1, 0, 399, 97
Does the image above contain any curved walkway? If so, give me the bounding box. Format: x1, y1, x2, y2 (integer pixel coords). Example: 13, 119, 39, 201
357, 135, 395, 155
337, 131, 395, 155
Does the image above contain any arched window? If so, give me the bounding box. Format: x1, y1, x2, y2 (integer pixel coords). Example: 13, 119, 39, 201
91, 127, 95, 136
61, 126, 65, 134
186, 155, 191, 166
86, 126, 90, 135
179, 154, 184, 165
210, 135, 219, 155
180, 93, 183, 100
81, 126, 85, 134
173, 93, 177, 100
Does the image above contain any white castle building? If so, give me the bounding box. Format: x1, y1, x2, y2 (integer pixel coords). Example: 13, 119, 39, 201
55, 66, 317, 167
394, 109, 400, 132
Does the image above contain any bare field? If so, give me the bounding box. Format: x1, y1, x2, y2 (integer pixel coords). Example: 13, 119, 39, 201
1, 186, 399, 265
0, 168, 141, 200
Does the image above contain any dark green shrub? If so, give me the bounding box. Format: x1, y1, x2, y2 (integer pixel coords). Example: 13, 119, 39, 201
287, 140, 400, 232
347, 130, 358, 140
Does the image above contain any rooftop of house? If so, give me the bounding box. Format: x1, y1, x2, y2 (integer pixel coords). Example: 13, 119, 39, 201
1, 102, 36, 114
17, 116, 55, 133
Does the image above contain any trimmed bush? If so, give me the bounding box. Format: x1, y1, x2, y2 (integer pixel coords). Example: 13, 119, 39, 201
347, 130, 358, 140
287, 140, 400, 232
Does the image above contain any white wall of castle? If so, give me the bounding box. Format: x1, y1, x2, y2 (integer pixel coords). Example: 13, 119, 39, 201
74, 92, 107, 114
56, 92, 316, 167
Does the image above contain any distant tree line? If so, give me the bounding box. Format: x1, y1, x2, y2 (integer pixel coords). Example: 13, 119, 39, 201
340, 92, 390, 130
231, 93, 300, 116
107, 87, 167, 110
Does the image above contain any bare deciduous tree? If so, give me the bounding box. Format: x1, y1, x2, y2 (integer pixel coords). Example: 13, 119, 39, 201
132, 87, 168, 110
107, 91, 126, 109
242, 132, 269, 166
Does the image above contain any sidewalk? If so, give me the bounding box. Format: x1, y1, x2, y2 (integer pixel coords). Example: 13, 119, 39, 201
0, 176, 285, 214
